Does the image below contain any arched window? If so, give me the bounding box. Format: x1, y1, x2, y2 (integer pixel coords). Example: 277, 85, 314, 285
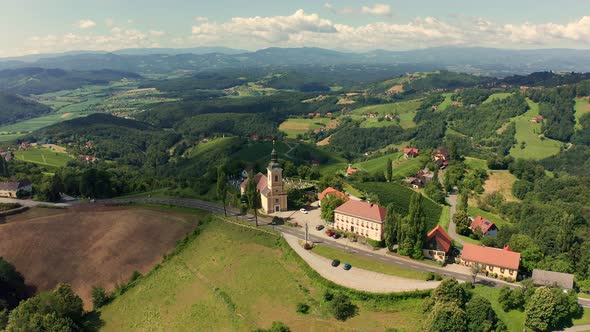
274, 175, 278, 182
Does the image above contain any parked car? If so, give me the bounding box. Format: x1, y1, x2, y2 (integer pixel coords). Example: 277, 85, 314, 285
331, 259, 340, 267
315, 225, 325, 231
332, 234, 341, 239
343, 263, 352, 271
300, 208, 308, 214
327, 231, 335, 237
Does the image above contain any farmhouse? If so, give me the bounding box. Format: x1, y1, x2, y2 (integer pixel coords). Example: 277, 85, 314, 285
240, 148, 287, 214
318, 187, 348, 206
346, 164, 358, 176
333, 200, 386, 241
432, 149, 450, 168
470, 216, 498, 237
0, 179, 32, 198
530, 116, 545, 123
423, 225, 453, 263
405, 168, 434, 189
532, 269, 574, 290
461, 244, 520, 281
403, 147, 420, 159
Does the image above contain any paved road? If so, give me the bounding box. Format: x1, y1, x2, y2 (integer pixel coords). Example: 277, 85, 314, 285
97, 197, 590, 308
0, 197, 69, 208
446, 193, 464, 245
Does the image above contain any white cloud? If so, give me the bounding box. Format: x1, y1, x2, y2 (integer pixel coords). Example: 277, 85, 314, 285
77, 19, 96, 29
361, 3, 392, 17
195, 16, 208, 22
149, 30, 166, 37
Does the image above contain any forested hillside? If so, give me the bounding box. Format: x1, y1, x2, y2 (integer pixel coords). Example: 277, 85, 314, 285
0, 67, 142, 95
0, 90, 51, 125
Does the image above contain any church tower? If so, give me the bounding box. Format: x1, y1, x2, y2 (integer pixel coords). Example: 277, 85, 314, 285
264, 145, 287, 213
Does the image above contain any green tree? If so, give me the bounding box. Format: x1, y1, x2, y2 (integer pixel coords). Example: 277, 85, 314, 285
423, 302, 467, 332
329, 294, 358, 321
384, 204, 401, 251
424, 181, 445, 204
317, 174, 343, 192
524, 287, 559, 332
216, 167, 228, 216
0, 257, 27, 311
430, 279, 469, 307
556, 212, 575, 254
453, 210, 471, 236
385, 158, 393, 182
0, 155, 8, 178
457, 189, 469, 212
320, 195, 347, 222
245, 171, 261, 226
39, 174, 63, 202
466, 296, 496, 332
254, 321, 291, 332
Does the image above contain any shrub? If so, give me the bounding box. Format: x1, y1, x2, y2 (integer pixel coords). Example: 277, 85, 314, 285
254, 321, 291, 332
329, 294, 358, 321
323, 291, 334, 302
296, 303, 310, 314
91, 286, 110, 310
366, 239, 385, 249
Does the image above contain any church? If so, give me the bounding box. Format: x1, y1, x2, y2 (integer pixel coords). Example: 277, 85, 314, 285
240, 148, 288, 214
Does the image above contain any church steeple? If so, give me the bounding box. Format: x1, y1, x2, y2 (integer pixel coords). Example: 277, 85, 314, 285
268, 142, 280, 169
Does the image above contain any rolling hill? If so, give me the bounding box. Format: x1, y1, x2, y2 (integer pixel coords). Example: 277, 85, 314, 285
0, 90, 52, 126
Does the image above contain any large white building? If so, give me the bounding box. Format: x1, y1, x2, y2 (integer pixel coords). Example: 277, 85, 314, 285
333, 200, 386, 241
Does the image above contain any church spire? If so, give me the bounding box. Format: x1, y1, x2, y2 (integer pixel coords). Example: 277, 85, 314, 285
268, 141, 280, 169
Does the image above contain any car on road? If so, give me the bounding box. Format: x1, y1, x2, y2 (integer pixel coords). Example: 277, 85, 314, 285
300, 208, 308, 214
332, 234, 341, 239
343, 263, 352, 271
331, 259, 340, 267
327, 230, 335, 237
315, 225, 324, 231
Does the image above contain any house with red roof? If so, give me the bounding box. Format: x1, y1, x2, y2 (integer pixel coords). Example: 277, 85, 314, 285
461, 244, 520, 281
403, 148, 420, 159
470, 216, 498, 237
333, 200, 386, 241
318, 187, 348, 206
530, 116, 545, 123
345, 164, 358, 177
423, 225, 453, 263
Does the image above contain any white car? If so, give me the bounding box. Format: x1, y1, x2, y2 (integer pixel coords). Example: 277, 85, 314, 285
300, 208, 308, 214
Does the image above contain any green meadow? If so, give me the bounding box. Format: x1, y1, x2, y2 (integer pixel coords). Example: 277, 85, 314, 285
14, 147, 73, 167
575, 97, 590, 129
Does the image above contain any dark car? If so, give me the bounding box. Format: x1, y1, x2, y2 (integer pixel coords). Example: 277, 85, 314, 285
316, 225, 325, 231
343, 263, 352, 271
331, 259, 341, 267
332, 233, 341, 239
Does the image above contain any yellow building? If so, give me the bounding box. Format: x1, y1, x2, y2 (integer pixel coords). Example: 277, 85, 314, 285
333, 200, 386, 241
460, 243, 520, 281
240, 148, 287, 214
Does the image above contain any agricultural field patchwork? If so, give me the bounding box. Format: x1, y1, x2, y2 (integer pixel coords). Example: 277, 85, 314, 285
509, 99, 562, 160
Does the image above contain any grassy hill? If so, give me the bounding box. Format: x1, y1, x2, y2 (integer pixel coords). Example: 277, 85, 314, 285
509, 99, 562, 159
0, 91, 51, 126
575, 97, 590, 129
99, 219, 428, 331
14, 146, 73, 167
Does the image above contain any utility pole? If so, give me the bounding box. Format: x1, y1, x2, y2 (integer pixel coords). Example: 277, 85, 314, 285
305, 223, 309, 245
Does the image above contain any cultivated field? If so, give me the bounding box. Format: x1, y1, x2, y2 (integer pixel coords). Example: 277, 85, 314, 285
99, 220, 427, 331
483, 92, 512, 104
484, 170, 519, 202
279, 117, 335, 137
14, 146, 73, 167
0, 205, 203, 308
575, 97, 590, 129
510, 99, 562, 160
438, 93, 453, 110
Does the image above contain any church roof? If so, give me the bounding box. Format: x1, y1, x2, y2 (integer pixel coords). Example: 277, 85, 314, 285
240, 172, 268, 193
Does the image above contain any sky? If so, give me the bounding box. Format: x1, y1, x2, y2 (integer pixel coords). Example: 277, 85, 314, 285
3, 0, 590, 57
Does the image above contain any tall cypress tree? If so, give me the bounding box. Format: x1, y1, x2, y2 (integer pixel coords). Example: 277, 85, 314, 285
245, 171, 261, 226
556, 213, 575, 254
0, 155, 7, 178
385, 158, 393, 182
384, 204, 400, 251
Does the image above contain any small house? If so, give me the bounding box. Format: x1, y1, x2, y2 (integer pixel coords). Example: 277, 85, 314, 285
423, 225, 453, 263
461, 244, 520, 281
318, 187, 348, 206
0, 179, 33, 198
532, 269, 574, 290
403, 148, 420, 159
470, 216, 498, 237
345, 165, 358, 177
530, 116, 545, 123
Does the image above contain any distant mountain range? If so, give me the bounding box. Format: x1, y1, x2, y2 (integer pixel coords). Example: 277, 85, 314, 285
2, 46, 590, 76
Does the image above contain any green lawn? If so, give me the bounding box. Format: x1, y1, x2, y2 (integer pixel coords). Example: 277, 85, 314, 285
99, 220, 427, 331
575, 97, 590, 129
311, 244, 430, 280
438, 93, 453, 111
509, 99, 562, 160
353, 100, 421, 130
464, 157, 488, 171
438, 206, 451, 230
483, 92, 513, 104
185, 137, 238, 159
354, 152, 402, 174
14, 147, 73, 167
354, 153, 425, 178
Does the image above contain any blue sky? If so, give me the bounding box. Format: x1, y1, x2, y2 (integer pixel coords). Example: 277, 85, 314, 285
3, 0, 590, 56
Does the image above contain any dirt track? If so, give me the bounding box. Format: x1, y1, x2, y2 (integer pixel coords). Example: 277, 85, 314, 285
0, 205, 200, 308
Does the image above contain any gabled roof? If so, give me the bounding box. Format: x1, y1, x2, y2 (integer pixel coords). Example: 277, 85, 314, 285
346, 165, 358, 175
403, 147, 419, 154
240, 172, 267, 192
334, 200, 386, 223
0, 179, 32, 191
318, 187, 348, 201
532, 269, 574, 289
462, 243, 521, 270
470, 216, 497, 235
425, 225, 453, 253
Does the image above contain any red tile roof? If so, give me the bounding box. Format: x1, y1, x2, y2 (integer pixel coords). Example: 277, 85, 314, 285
470, 216, 496, 235
462, 243, 521, 270
334, 200, 386, 223
346, 165, 358, 175
318, 187, 348, 201
403, 148, 420, 155
240, 172, 267, 192
425, 225, 453, 253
